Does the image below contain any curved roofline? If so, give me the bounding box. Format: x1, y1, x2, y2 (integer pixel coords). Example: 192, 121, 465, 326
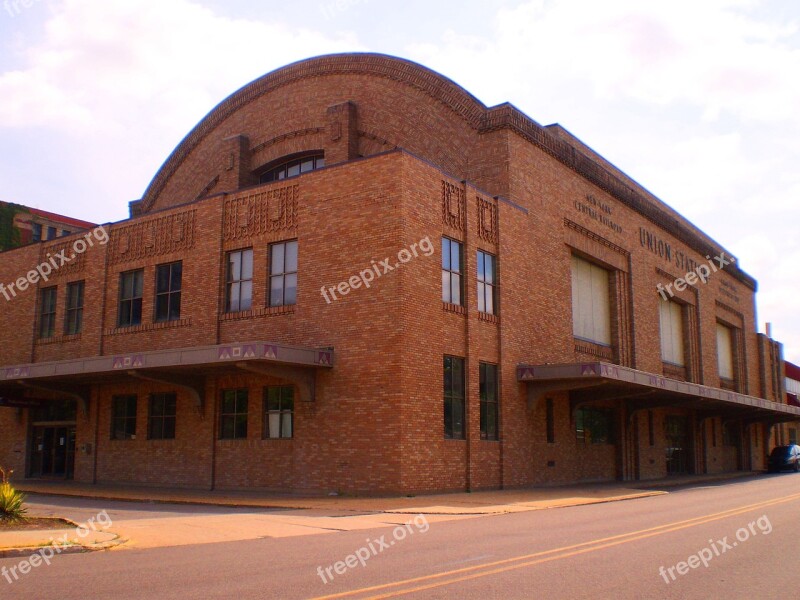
139, 53, 489, 212
137, 53, 757, 290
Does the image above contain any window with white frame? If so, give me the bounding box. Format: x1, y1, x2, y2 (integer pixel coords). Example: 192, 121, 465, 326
659, 299, 685, 366
571, 255, 611, 346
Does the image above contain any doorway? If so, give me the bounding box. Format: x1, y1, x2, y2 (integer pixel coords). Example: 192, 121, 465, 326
665, 415, 690, 475
29, 426, 76, 479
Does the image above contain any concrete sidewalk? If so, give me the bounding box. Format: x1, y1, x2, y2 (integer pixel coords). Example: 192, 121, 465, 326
1, 472, 756, 552
15, 480, 670, 515
14, 471, 756, 514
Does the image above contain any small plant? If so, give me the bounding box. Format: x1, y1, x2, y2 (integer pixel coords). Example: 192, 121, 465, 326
0, 467, 27, 521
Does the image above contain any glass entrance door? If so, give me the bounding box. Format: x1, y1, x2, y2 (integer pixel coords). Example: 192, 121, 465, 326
30, 426, 75, 479
665, 416, 689, 475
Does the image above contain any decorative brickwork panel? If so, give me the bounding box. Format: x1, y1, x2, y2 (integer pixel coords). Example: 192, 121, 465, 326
441, 181, 465, 231
223, 185, 298, 241
109, 210, 196, 265
477, 196, 498, 244
41, 239, 86, 277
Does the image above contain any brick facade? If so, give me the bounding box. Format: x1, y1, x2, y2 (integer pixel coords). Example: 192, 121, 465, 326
0, 53, 794, 494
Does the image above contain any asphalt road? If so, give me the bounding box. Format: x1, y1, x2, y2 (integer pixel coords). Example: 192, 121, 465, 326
3, 474, 799, 599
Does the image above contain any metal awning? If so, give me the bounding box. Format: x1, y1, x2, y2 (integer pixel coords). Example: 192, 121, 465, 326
0, 341, 334, 414
517, 361, 800, 425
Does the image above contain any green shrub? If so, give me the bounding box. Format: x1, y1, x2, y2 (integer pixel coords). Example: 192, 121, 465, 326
0, 467, 27, 521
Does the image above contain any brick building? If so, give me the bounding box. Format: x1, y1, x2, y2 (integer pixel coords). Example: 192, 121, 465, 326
0, 53, 797, 494
0, 201, 96, 251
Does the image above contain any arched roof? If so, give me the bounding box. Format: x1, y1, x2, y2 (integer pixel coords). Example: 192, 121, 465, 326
139, 53, 488, 212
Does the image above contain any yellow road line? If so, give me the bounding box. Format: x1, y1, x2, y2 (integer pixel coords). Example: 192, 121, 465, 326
310, 491, 800, 600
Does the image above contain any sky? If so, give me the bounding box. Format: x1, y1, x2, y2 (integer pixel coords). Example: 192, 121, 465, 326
0, 0, 798, 361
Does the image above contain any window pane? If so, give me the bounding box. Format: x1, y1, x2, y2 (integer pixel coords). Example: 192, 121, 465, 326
156, 295, 169, 320
172, 263, 182, 290
442, 271, 451, 303
442, 238, 450, 270
131, 298, 142, 325
300, 159, 314, 173
485, 255, 494, 284
284, 387, 294, 410
235, 415, 247, 438
451, 274, 461, 305
477, 252, 485, 281
267, 387, 280, 411
241, 249, 253, 280
169, 293, 181, 321
240, 281, 252, 310
485, 286, 494, 315
270, 276, 284, 307
133, 271, 144, 297
450, 242, 460, 273
477, 282, 486, 313
285, 241, 298, 273
271, 244, 285, 274
287, 164, 300, 177
157, 266, 170, 294
284, 273, 297, 305
282, 413, 292, 438
268, 412, 280, 438
229, 253, 241, 281
163, 418, 176, 439
228, 283, 240, 312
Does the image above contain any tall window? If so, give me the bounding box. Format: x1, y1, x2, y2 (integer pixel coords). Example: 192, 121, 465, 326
480, 363, 498, 440
64, 281, 84, 335
31, 223, 42, 242
659, 299, 685, 366
259, 154, 324, 183
219, 389, 248, 439
444, 356, 465, 439
442, 238, 463, 305
38, 287, 57, 338
118, 269, 144, 327
576, 407, 614, 444
717, 322, 735, 381
148, 393, 177, 440
571, 255, 611, 345
155, 261, 182, 322
111, 395, 137, 440
264, 386, 294, 439
477, 250, 497, 315
226, 249, 253, 312
46, 226, 57, 240
269, 240, 298, 307
546, 398, 555, 444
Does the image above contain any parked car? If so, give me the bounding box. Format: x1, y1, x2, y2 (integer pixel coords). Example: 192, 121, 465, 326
768, 445, 800, 473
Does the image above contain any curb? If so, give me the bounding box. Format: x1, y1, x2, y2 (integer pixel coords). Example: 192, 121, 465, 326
0, 536, 125, 558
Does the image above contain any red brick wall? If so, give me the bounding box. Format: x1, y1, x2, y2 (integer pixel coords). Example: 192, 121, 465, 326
0, 56, 788, 493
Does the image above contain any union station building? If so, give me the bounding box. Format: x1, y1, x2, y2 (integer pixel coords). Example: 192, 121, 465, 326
0, 54, 796, 494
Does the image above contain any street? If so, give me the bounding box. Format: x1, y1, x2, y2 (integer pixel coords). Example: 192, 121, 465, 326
2, 474, 796, 599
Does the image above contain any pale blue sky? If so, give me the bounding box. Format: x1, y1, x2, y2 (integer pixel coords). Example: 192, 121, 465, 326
1, 0, 798, 360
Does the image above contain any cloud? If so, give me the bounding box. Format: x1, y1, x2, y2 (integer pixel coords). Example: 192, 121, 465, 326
405, 0, 800, 359
0, 0, 362, 220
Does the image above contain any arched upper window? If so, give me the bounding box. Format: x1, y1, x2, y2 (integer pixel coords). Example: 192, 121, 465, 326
258, 153, 325, 184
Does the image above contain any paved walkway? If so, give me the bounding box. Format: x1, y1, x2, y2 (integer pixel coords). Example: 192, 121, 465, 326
0, 471, 757, 554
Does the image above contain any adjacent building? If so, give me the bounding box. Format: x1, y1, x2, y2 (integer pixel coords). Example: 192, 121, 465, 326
0, 53, 797, 494
0, 201, 96, 250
